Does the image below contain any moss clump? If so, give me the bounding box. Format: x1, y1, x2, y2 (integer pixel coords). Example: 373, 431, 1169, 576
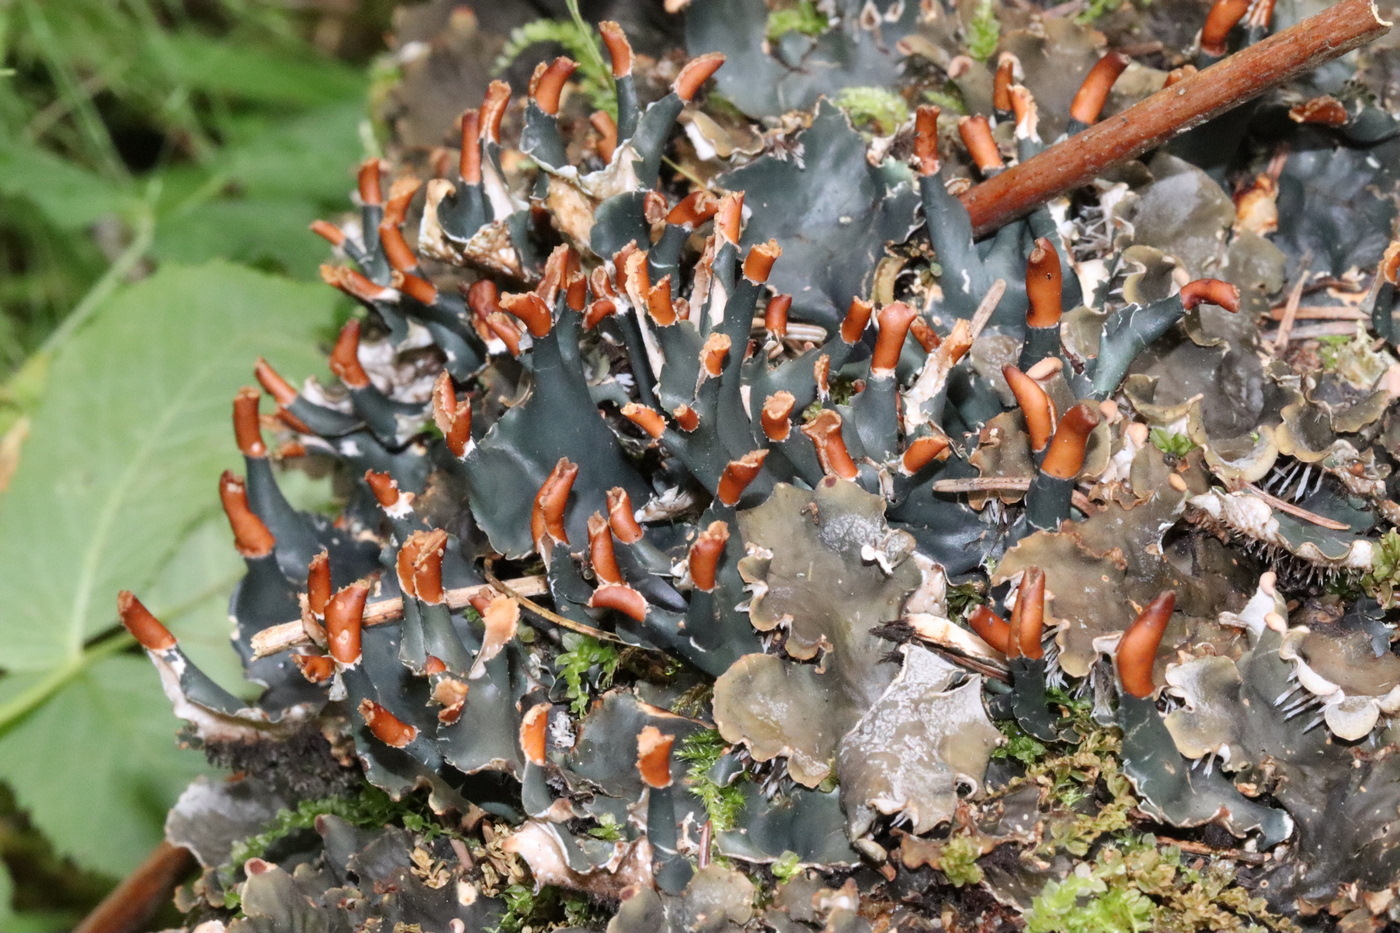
677, 728, 745, 833
833, 87, 910, 135
966, 0, 1000, 61
765, 1, 829, 42
1362, 528, 1400, 609
554, 634, 623, 716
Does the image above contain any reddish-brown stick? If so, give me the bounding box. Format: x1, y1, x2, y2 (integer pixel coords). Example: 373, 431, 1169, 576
958, 0, 1390, 236
73, 841, 197, 933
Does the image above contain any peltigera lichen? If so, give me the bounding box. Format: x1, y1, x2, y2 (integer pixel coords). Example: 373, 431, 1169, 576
110, 0, 1400, 929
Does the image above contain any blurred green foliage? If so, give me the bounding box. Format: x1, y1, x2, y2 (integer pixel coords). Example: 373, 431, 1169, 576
0, 0, 386, 924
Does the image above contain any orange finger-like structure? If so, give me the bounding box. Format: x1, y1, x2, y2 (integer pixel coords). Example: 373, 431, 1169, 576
1201, 0, 1252, 56
1015, 568, 1046, 660
408, 529, 449, 605
717, 451, 769, 506
958, 115, 1004, 175
233, 387, 266, 458
365, 470, 402, 510
521, 704, 550, 766
326, 580, 370, 665
606, 487, 644, 543
761, 392, 795, 442
1180, 278, 1241, 312
841, 297, 875, 344
872, 302, 919, 374
674, 53, 725, 102
591, 583, 648, 622
499, 292, 553, 337
743, 240, 781, 283
599, 21, 633, 77
359, 698, 418, 748
306, 551, 331, 620
588, 513, 624, 586
219, 471, 276, 558
1002, 365, 1057, 452
531, 58, 577, 116
901, 434, 950, 475
1040, 402, 1100, 480
1117, 592, 1177, 698
802, 410, 860, 480
1069, 52, 1130, 126
432, 372, 473, 458
967, 605, 1012, 655
637, 725, 675, 789
1025, 238, 1063, 327
357, 158, 384, 206
118, 591, 177, 652
459, 110, 482, 183
378, 222, 418, 274
330, 319, 371, 389
621, 403, 667, 439
914, 105, 940, 176
531, 458, 579, 548
994, 57, 1016, 113
765, 294, 792, 339
688, 521, 730, 592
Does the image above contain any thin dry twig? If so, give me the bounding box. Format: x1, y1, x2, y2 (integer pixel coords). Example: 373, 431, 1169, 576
482, 559, 628, 644
1273, 274, 1308, 353
1266, 304, 1367, 321
1157, 835, 1271, 866
250, 573, 550, 658
932, 475, 1098, 515
958, 0, 1391, 235
1245, 483, 1352, 530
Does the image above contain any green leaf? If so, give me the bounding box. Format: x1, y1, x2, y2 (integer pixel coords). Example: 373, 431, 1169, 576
158, 32, 365, 107
217, 101, 367, 203
0, 657, 211, 880
0, 261, 338, 874
0, 861, 12, 929
0, 137, 135, 229
153, 198, 335, 275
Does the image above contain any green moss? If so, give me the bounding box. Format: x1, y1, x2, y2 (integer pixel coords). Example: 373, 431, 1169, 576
921, 86, 968, 116
677, 729, 745, 832
554, 634, 622, 716
1316, 325, 1393, 385
992, 722, 1049, 767
586, 812, 623, 842
833, 86, 910, 136
1149, 428, 1197, 458
221, 786, 450, 908
1074, 0, 1149, 23
1027, 865, 1155, 933
1362, 528, 1400, 609
770, 850, 803, 882
495, 1, 616, 117
945, 580, 986, 624
494, 883, 608, 933
966, 0, 1000, 62
1028, 836, 1298, 933
765, 1, 830, 42
939, 835, 985, 887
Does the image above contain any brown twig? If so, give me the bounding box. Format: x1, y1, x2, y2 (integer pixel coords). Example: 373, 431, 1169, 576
250, 574, 550, 658
1157, 835, 1270, 866
959, 0, 1391, 236
73, 842, 196, 933
1266, 304, 1366, 321
1245, 483, 1352, 530
1272, 274, 1307, 353
931, 475, 1098, 515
